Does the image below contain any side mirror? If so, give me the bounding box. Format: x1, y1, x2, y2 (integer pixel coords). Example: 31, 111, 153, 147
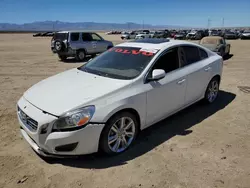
148, 69, 166, 81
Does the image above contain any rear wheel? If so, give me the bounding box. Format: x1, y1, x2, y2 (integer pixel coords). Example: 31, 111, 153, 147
100, 112, 139, 155
204, 77, 220, 104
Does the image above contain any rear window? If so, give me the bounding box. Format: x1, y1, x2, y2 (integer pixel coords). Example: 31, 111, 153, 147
200, 37, 219, 45
53, 32, 68, 40
79, 47, 159, 80
182, 46, 201, 66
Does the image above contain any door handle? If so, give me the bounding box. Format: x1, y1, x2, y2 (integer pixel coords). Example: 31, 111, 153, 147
177, 79, 186, 84
204, 67, 211, 71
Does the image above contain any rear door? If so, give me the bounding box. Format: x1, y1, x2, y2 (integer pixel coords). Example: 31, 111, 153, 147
69, 32, 81, 50
180, 45, 213, 105
81, 33, 95, 54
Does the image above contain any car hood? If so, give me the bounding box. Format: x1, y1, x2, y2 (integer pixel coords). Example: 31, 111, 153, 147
200, 44, 218, 51
175, 34, 184, 37
23, 68, 132, 116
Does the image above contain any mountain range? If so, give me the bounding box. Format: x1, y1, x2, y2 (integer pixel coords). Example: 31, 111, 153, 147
0, 21, 191, 31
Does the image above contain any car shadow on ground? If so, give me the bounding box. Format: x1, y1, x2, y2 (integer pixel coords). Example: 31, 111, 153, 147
43, 90, 236, 169
223, 54, 234, 61
60, 56, 92, 63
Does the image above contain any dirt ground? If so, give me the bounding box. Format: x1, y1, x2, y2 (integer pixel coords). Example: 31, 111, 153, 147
0, 33, 250, 188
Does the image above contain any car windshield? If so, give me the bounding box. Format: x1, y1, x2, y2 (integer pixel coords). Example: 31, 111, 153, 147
53, 32, 68, 40
79, 47, 159, 80
200, 38, 219, 45
226, 32, 235, 34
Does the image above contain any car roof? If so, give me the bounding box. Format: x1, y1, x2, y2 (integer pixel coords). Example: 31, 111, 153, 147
116, 38, 198, 50
202, 36, 223, 40
57, 30, 96, 33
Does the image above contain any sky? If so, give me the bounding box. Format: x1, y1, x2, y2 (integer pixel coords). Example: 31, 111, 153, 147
0, 0, 249, 27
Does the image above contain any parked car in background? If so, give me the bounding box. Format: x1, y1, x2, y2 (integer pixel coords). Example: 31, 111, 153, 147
150, 30, 168, 38
121, 31, 137, 40
174, 31, 186, 40
51, 31, 113, 61
135, 32, 150, 39
41, 32, 54, 37
186, 30, 202, 40
33, 33, 42, 37
209, 30, 221, 37
149, 31, 156, 38
17, 38, 223, 157
240, 30, 250, 39
170, 30, 177, 38
199, 36, 230, 58
224, 31, 238, 39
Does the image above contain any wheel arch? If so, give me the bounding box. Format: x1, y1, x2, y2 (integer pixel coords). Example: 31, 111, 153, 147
97, 107, 142, 153
77, 48, 87, 54
212, 74, 221, 84
104, 108, 142, 130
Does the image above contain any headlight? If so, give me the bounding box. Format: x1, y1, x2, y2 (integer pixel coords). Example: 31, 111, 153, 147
53, 106, 95, 131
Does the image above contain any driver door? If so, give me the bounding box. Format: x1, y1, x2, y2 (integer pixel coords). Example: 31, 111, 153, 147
145, 47, 188, 127
90, 33, 106, 53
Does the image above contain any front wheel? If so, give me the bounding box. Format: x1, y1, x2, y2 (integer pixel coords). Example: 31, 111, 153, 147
99, 112, 139, 155
76, 50, 86, 62
204, 77, 220, 104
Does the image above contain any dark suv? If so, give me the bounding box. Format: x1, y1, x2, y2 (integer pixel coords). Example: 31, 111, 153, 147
51, 31, 114, 61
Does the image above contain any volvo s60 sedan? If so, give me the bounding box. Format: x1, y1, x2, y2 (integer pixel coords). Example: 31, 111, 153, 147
17, 38, 223, 157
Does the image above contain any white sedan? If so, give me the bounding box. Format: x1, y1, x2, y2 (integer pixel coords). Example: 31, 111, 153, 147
17, 38, 223, 157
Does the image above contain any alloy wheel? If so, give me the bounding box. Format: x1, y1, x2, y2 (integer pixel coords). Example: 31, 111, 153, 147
207, 80, 219, 103
107, 117, 136, 153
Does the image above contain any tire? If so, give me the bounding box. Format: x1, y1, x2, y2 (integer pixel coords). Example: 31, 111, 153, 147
58, 55, 67, 61
99, 111, 139, 155
76, 50, 86, 61
204, 77, 220, 104
226, 48, 230, 56
219, 48, 224, 57
91, 54, 96, 58
54, 40, 65, 52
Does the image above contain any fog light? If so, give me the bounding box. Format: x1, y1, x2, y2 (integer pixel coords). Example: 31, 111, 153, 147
40, 124, 49, 134
55, 142, 78, 152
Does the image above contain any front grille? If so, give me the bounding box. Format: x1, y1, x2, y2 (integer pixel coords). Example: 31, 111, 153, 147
18, 106, 38, 131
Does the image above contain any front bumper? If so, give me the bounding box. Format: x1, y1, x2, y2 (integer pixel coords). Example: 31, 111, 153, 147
241, 35, 250, 39
51, 47, 76, 56
17, 97, 105, 157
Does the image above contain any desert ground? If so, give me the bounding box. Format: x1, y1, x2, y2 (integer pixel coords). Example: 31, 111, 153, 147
0, 33, 250, 188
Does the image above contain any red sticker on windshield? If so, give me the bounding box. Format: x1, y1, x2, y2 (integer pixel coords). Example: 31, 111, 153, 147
109, 48, 157, 56
115, 48, 123, 52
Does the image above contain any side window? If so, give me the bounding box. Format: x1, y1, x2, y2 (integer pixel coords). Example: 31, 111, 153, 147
82, 33, 92, 41
150, 47, 180, 75
182, 46, 201, 66
199, 48, 208, 60
91, 33, 102, 41
70, 33, 80, 41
